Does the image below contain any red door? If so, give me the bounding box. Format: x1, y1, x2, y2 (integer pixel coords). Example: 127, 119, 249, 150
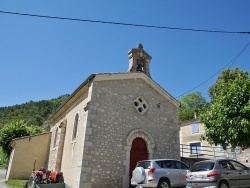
129, 138, 148, 184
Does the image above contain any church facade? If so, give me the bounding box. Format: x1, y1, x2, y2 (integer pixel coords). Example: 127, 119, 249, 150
47, 44, 180, 188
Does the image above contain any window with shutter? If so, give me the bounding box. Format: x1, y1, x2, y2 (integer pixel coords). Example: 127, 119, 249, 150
191, 123, 199, 134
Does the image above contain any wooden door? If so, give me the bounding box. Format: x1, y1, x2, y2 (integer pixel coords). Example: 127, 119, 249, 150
129, 138, 148, 185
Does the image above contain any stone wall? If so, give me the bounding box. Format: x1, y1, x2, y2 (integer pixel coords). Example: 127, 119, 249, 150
79, 78, 180, 188
47, 73, 180, 188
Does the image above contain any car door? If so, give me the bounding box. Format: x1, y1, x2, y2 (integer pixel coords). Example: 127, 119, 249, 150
173, 160, 189, 186
161, 160, 179, 186
229, 160, 250, 187
219, 160, 240, 187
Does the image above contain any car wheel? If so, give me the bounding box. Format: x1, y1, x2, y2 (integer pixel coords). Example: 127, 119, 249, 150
157, 179, 170, 188
219, 181, 229, 188
132, 167, 146, 184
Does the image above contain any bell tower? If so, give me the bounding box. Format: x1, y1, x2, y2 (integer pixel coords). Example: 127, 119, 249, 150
128, 44, 152, 78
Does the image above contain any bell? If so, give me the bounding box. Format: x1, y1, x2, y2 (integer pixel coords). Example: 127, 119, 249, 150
136, 64, 143, 72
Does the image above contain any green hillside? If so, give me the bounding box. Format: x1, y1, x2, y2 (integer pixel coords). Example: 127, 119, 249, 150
0, 94, 70, 129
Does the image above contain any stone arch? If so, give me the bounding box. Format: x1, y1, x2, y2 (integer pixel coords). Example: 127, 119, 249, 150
126, 129, 155, 157
123, 129, 155, 188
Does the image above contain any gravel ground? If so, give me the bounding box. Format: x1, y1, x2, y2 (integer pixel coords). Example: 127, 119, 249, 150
0, 169, 11, 188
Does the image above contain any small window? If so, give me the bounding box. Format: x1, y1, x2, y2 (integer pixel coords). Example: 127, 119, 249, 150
163, 161, 174, 169
156, 160, 173, 169
229, 160, 245, 170
137, 161, 151, 169
190, 142, 201, 154
72, 113, 79, 140
190, 161, 215, 172
53, 127, 59, 148
173, 161, 189, 170
191, 123, 199, 134
219, 160, 234, 170
133, 96, 148, 114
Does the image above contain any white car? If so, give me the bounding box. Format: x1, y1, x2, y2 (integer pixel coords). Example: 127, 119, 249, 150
131, 159, 189, 188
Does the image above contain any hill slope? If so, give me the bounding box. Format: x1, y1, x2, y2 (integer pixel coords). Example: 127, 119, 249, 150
0, 95, 70, 129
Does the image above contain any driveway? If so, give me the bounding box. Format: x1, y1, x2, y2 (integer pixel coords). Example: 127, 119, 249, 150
0, 169, 11, 188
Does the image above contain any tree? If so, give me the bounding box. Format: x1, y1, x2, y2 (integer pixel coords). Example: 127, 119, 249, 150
178, 91, 208, 121
0, 94, 69, 128
200, 68, 250, 149
0, 120, 44, 157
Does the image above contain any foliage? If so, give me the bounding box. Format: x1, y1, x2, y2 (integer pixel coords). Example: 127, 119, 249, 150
0, 95, 69, 158
200, 68, 250, 149
0, 95, 69, 129
5, 179, 25, 188
178, 91, 208, 121
0, 147, 8, 165
0, 120, 44, 156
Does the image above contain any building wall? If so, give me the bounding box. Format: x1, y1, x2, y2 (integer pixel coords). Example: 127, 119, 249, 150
6, 133, 51, 180
180, 120, 210, 158
48, 92, 89, 188
180, 120, 232, 159
79, 78, 180, 188
48, 74, 180, 188
180, 120, 205, 143
180, 120, 250, 165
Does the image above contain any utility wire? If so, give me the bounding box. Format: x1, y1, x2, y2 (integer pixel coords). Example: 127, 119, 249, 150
175, 41, 250, 99
0, 10, 250, 35
158, 41, 250, 106
1, 10, 250, 104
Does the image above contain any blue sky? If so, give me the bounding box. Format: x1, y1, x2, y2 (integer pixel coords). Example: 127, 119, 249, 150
1, 1, 250, 107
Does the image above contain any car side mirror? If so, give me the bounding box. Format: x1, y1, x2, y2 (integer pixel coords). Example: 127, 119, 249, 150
245, 167, 249, 171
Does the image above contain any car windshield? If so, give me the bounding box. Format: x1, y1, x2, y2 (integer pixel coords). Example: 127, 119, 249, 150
190, 161, 215, 172
137, 161, 151, 169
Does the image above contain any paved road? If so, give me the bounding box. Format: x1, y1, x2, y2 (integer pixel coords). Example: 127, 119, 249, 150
0, 169, 11, 188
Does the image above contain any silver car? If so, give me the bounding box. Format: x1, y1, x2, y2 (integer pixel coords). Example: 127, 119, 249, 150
131, 159, 189, 188
186, 159, 250, 188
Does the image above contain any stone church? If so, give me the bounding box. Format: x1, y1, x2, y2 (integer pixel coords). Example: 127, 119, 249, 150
7, 44, 181, 188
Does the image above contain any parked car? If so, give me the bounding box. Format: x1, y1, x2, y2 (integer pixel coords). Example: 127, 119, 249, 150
186, 158, 250, 188
131, 159, 189, 188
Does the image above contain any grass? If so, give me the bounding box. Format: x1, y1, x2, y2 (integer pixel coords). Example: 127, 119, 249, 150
0, 165, 6, 170
5, 179, 26, 188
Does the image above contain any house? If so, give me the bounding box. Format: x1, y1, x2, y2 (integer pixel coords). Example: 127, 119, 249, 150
180, 119, 250, 166
47, 44, 180, 188
180, 118, 213, 158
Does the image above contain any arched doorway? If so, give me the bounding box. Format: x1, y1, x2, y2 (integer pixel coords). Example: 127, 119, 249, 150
123, 129, 154, 188
129, 138, 148, 186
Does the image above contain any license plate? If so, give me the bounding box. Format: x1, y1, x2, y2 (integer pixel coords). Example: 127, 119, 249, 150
191, 174, 203, 179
